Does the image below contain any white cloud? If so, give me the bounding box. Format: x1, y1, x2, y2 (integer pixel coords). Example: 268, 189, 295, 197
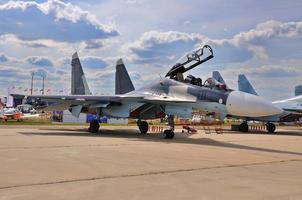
124, 20, 302, 66
123, 31, 206, 63
26, 56, 54, 67
127, 30, 205, 49
230, 20, 302, 46
0, 0, 119, 42
210, 20, 302, 60
122, 0, 146, 5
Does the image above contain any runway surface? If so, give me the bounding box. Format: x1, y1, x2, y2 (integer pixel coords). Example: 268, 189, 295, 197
0, 125, 301, 200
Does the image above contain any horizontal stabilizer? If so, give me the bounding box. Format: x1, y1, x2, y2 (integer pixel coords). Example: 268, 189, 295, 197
115, 59, 135, 94
238, 74, 258, 96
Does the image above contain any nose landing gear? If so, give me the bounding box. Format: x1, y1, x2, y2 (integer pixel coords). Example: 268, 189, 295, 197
163, 115, 175, 139
163, 129, 174, 139
239, 122, 249, 132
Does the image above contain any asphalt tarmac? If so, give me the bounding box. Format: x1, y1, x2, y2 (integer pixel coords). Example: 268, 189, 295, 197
0, 125, 301, 200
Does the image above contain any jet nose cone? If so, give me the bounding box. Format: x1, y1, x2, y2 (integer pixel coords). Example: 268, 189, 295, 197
226, 91, 283, 117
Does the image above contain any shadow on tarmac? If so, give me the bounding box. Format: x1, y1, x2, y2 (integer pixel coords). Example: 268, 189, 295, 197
18, 127, 302, 156
226, 130, 302, 137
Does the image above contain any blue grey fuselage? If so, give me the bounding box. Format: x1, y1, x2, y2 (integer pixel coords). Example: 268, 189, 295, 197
121, 78, 230, 119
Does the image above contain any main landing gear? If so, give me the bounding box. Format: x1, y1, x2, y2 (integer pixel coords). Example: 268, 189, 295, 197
89, 119, 100, 133
266, 122, 276, 133
239, 122, 249, 132
137, 120, 149, 134
89, 109, 101, 134
163, 115, 175, 139
137, 118, 175, 139
238, 121, 276, 133
88, 116, 177, 138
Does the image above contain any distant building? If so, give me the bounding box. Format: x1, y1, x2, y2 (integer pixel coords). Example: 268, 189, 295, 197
13, 97, 24, 107
295, 85, 302, 96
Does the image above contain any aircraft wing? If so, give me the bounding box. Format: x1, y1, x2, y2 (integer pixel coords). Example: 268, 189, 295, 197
140, 93, 196, 104
12, 93, 196, 119
273, 95, 302, 114
273, 95, 302, 103
12, 94, 196, 108
29, 94, 125, 103
13, 94, 138, 108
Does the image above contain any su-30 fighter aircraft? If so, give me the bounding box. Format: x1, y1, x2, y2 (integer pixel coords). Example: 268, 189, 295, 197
13, 45, 284, 139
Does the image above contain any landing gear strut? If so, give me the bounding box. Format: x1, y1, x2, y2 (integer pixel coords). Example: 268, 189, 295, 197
163, 115, 175, 139
239, 122, 249, 132
89, 109, 101, 134
137, 120, 149, 134
266, 122, 276, 133
89, 120, 100, 133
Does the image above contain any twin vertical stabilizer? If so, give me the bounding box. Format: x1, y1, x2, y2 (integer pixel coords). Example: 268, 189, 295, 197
71, 52, 91, 95
115, 59, 134, 94
295, 85, 302, 96
71, 53, 134, 96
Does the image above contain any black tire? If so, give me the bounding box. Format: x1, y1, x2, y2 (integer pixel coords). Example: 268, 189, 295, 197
139, 121, 149, 134
163, 129, 174, 139
89, 120, 100, 133
239, 122, 249, 132
266, 123, 276, 133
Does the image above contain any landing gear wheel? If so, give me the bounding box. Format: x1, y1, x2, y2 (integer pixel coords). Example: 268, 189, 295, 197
266, 123, 276, 133
239, 122, 249, 132
163, 129, 174, 139
89, 120, 100, 134
138, 121, 149, 134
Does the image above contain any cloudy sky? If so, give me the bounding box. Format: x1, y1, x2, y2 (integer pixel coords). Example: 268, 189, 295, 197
0, 0, 301, 100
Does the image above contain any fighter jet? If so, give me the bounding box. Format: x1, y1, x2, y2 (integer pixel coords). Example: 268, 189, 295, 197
13, 45, 283, 139
236, 74, 302, 132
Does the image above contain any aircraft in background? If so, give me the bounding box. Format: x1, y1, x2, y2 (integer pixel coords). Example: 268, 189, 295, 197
13, 45, 284, 138
0, 104, 38, 121
235, 74, 302, 132
0, 107, 20, 116
0, 107, 22, 121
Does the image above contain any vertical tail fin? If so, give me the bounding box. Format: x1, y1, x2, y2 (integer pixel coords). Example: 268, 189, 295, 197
238, 74, 258, 96
295, 85, 302, 96
71, 52, 91, 95
212, 71, 226, 84
115, 59, 135, 94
